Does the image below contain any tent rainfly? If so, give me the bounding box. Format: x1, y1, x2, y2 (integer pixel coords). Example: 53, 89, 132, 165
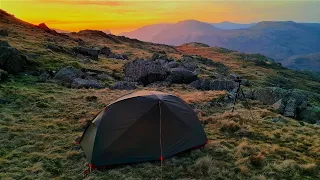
80, 91, 207, 167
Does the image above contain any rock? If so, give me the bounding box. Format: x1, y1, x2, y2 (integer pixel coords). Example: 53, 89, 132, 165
124, 59, 169, 86
299, 106, 320, 124
45, 43, 72, 54
52, 66, 85, 87
100, 46, 111, 56
73, 46, 99, 60
85, 71, 98, 77
167, 67, 198, 84
97, 73, 114, 81
38, 71, 52, 82
271, 99, 285, 113
76, 38, 86, 46
0, 29, 8, 36
180, 58, 198, 71
111, 81, 137, 90
164, 61, 179, 69
155, 59, 167, 66
253, 87, 308, 118
209, 80, 236, 91
190, 79, 235, 91
151, 53, 159, 61
0, 41, 26, 74
283, 97, 296, 117
152, 52, 168, 61
108, 53, 128, 60
71, 78, 103, 89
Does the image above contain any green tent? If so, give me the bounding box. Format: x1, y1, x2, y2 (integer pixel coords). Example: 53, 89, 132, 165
80, 91, 207, 167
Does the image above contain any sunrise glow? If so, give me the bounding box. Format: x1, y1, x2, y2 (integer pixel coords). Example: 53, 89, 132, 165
1, 0, 319, 34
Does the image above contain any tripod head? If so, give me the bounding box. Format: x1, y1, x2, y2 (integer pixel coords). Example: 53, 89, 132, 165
230, 74, 243, 84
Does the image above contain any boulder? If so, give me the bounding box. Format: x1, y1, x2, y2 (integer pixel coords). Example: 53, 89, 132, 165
108, 53, 128, 60
155, 59, 168, 66
124, 59, 169, 86
167, 67, 198, 84
0, 69, 8, 81
190, 79, 235, 91
209, 80, 236, 91
38, 71, 52, 82
73, 46, 99, 60
152, 52, 168, 61
164, 61, 179, 69
253, 87, 308, 118
71, 78, 103, 89
180, 58, 198, 71
97, 73, 114, 81
100, 47, 111, 56
0, 41, 26, 74
111, 81, 137, 90
52, 66, 85, 87
0, 29, 8, 36
45, 43, 72, 55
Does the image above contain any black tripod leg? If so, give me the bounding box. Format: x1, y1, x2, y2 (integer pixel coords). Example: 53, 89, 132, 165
232, 84, 240, 113
240, 88, 255, 121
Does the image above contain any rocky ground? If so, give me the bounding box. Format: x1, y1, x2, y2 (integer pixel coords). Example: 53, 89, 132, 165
0, 9, 320, 179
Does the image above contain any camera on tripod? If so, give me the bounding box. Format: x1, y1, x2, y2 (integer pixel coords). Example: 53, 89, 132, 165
230, 74, 243, 83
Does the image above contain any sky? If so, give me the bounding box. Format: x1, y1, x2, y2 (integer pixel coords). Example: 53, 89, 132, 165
1, 0, 319, 34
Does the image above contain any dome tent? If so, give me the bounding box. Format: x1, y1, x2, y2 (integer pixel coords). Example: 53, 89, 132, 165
80, 90, 207, 167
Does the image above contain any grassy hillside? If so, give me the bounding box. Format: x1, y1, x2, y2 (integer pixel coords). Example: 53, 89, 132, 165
1, 9, 320, 179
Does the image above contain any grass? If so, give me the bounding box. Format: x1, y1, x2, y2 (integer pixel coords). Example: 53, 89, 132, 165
1, 75, 319, 179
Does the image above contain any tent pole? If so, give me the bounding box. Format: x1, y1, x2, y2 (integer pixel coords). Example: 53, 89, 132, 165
159, 100, 163, 180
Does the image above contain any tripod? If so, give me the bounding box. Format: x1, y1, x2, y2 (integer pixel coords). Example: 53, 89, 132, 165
231, 80, 255, 121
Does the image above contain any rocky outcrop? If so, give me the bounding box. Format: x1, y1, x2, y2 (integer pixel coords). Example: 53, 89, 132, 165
190, 79, 236, 91
124, 59, 169, 86
164, 61, 179, 69
52, 66, 85, 87
0, 41, 26, 74
108, 53, 128, 60
38, 71, 52, 82
45, 43, 73, 55
167, 67, 198, 84
253, 87, 308, 118
180, 58, 198, 71
100, 47, 111, 56
152, 52, 168, 61
71, 78, 103, 89
111, 81, 137, 90
73, 46, 100, 60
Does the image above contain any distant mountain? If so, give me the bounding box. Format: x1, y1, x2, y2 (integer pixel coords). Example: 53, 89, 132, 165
283, 53, 320, 72
151, 20, 219, 45
103, 30, 112, 34
121, 20, 320, 71
119, 23, 170, 42
52, 28, 70, 34
211, 21, 256, 29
